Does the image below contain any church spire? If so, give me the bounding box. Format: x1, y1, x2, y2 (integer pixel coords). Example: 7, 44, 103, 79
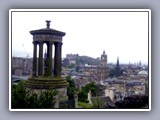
103, 50, 106, 55
117, 57, 119, 66
115, 57, 121, 77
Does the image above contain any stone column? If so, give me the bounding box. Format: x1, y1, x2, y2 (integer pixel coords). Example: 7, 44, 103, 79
47, 41, 53, 76
32, 41, 37, 76
38, 42, 43, 76
54, 42, 62, 77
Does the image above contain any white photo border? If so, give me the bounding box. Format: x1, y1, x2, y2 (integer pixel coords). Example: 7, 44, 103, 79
9, 9, 151, 111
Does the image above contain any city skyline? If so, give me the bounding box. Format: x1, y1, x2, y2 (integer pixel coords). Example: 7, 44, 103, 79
11, 10, 149, 64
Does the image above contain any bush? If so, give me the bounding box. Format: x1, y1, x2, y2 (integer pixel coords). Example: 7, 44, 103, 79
11, 81, 59, 109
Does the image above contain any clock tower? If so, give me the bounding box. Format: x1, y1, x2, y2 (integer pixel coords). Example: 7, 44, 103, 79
101, 50, 107, 67
98, 50, 108, 81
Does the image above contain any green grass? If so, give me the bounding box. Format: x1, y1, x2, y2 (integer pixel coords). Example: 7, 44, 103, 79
78, 102, 92, 108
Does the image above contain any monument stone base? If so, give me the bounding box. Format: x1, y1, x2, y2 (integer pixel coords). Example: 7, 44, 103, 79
25, 76, 68, 102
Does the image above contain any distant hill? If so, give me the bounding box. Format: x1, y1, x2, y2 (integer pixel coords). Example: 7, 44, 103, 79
64, 54, 101, 66
75, 56, 100, 65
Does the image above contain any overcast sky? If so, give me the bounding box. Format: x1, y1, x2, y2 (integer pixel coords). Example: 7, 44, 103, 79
11, 10, 149, 64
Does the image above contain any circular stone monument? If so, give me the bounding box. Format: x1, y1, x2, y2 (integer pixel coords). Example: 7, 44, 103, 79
25, 20, 68, 101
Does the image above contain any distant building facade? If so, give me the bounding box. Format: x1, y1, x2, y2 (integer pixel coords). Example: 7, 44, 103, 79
12, 57, 32, 76
66, 54, 79, 59
97, 51, 108, 81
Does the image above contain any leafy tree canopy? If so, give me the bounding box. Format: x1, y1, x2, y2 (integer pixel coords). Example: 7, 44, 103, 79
66, 76, 78, 100
78, 82, 99, 102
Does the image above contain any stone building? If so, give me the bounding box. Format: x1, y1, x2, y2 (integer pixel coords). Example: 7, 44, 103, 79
12, 57, 32, 76
97, 51, 108, 81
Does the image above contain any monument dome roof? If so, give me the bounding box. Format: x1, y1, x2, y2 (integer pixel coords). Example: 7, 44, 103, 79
30, 20, 65, 36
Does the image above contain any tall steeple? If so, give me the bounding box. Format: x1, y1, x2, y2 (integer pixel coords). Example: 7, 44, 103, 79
117, 57, 119, 67
103, 50, 105, 55
115, 57, 121, 77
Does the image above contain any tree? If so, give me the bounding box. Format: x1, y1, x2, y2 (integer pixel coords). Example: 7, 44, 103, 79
108, 68, 116, 77
66, 76, 78, 100
78, 82, 98, 102
78, 89, 88, 102
108, 68, 124, 78
12, 81, 59, 109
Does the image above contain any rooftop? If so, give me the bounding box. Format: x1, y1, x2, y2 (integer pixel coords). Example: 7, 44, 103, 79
30, 20, 66, 36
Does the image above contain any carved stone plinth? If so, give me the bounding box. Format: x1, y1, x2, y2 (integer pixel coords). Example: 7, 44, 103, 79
26, 76, 68, 89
